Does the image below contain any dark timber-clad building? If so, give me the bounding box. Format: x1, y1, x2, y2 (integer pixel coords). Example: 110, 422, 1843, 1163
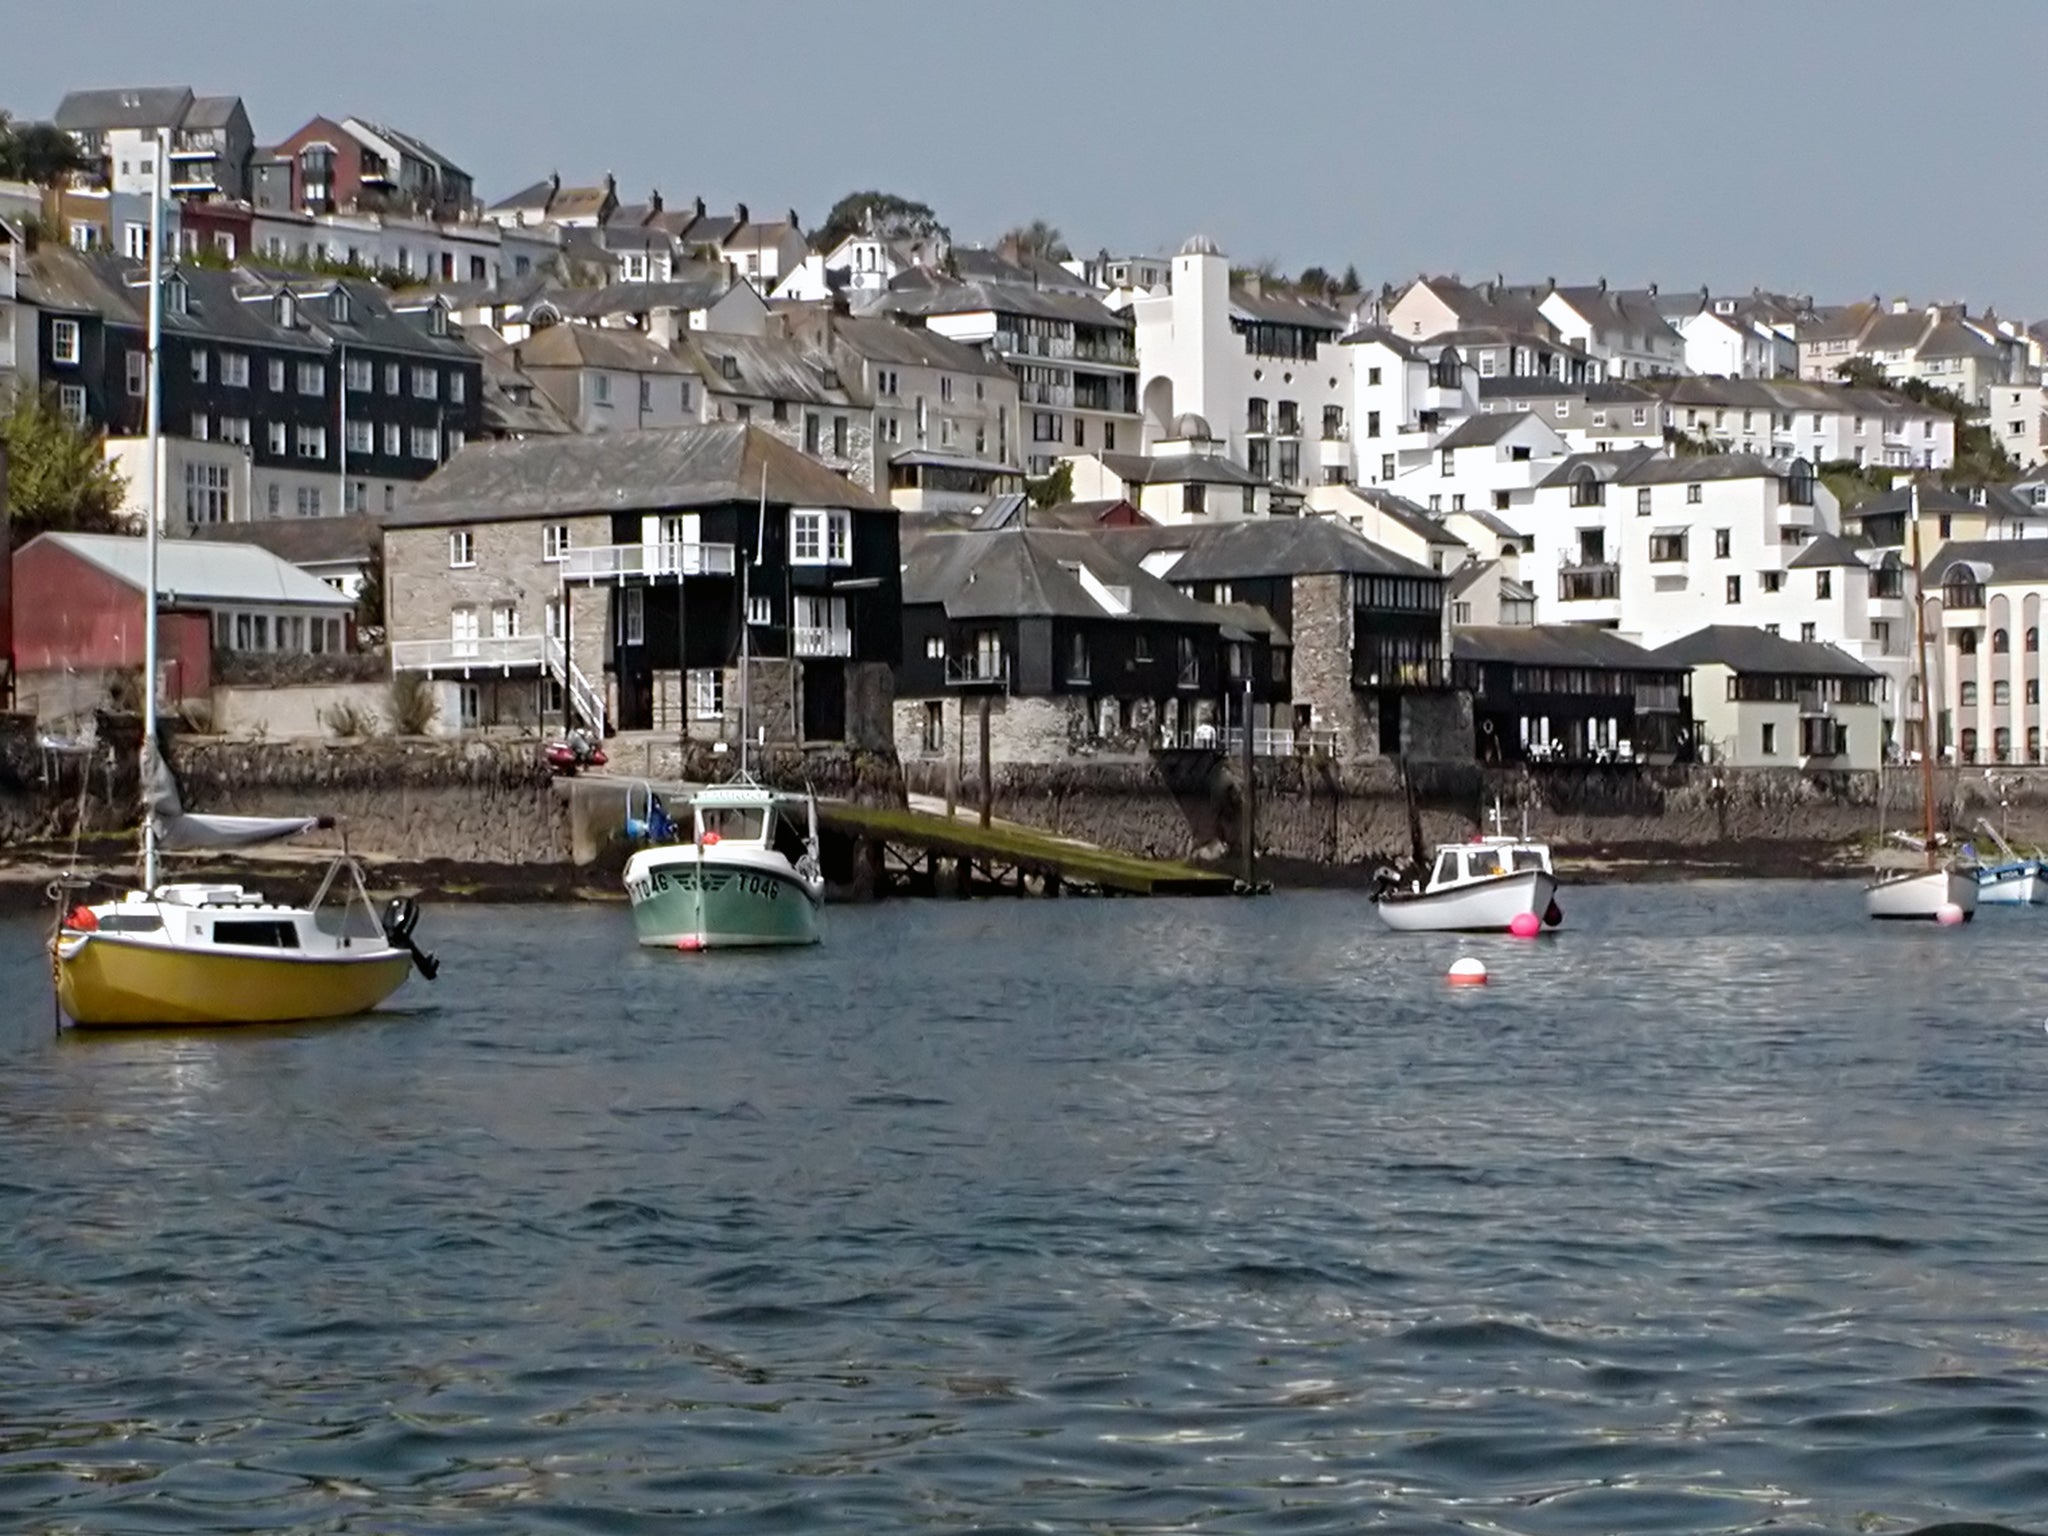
1453, 624, 1694, 764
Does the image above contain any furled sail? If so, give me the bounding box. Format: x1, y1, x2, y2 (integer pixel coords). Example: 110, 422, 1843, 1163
147, 749, 332, 850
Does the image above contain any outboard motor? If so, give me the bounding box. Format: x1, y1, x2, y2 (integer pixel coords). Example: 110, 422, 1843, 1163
381, 895, 439, 980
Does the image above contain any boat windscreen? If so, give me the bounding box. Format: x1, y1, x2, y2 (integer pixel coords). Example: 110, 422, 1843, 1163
1511, 848, 1546, 872
700, 805, 767, 842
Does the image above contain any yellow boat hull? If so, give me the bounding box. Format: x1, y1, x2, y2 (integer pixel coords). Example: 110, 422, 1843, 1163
53, 934, 415, 1028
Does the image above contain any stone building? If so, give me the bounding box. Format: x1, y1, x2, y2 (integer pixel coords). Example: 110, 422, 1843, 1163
384, 422, 898, 745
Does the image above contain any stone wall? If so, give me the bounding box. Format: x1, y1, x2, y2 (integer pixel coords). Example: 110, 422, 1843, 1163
1292, 574, 1376, 759
212, 682, 393, 740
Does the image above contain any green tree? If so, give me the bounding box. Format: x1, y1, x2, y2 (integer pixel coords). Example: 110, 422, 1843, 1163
1002, 219, 1069, 261
1295, 265, 1335, 298
354, 536, 386, 636
1026, 460, 1073, 509
813, 190, 947, 254
0, 111, 90, 187
1, 388, 128, 548
1340, 264, 1363, 294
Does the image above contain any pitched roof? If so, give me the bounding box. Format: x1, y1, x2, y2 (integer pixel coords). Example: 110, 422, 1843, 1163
1648, 625, 1876, 678
1647, 375, 1944, 420
1924, 539, 2048, 586
1453, 624, 1673, 671
201, 515, 383, 568
1339, 488, 1465, 545
874, 278, 1129, 329
1337, 326, 1423, 359
902, 527, 1220, 624
1104, 518, 1437, 580
514, 323, 689, 374
1786, 531, 1869, 569
28, 532, 355, 607
530, 275, 731, 320
1091, 451, 1265, 488
390, 423, 886, 527
1437, 410, 1545, 449
54, 86, 196, 131
1537, 449, 1805, 489
677, 332, 856, 406
821, 314, 1012, 378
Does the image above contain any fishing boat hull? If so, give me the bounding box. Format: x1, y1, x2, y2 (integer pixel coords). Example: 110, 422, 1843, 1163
1975, 861, 2046, 905
53, 933, 414, 1028
625, 846, 822, 949
1863, 868, 1978, 921
1376, 869, 1559, 933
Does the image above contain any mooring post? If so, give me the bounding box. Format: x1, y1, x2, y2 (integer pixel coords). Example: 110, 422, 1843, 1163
978, 694, 992, 830
1241, 677, 1257, 889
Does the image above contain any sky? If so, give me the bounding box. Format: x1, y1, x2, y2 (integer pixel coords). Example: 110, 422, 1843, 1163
7, 0, 2046, 314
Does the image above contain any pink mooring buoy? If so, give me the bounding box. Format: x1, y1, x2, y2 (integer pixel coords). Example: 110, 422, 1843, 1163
1936, 903, 1965, 927
677, 935, 705, 952
1508, 912, 1541, 939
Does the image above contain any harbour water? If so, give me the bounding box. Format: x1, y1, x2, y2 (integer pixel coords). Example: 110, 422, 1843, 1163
2, 883, 2046, 1533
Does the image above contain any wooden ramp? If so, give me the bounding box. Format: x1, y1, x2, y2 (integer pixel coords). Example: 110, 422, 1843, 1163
820, 803, 1241, 897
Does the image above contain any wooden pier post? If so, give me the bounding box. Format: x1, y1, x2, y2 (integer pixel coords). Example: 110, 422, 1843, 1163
978, 694, 992, 830
1241, 678, 1257, 889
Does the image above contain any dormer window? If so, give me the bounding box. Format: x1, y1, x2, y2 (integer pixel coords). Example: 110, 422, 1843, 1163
821, 365, 841, 390
427, 303, 448, 338
721, 354, 740, 381
329, 287, 352, 324
162, 272, 188, 316
276, 291, 297, 329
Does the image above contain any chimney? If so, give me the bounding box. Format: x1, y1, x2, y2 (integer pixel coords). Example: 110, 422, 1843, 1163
787, 207, 799, 228
734, 201, 748, 224
693, 195, 706, 220
1647, 281, 1657, 297
548, 170, 560, 197
1597, 276, 1607, 293
1243, 273, 1262, 299
648, 188, 663, 216
603, 170, 616, 199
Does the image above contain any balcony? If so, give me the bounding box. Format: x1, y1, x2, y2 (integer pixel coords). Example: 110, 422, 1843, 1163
1634, 683, 1684, 713
559, 540, 737, 583
1558, 564, 1620, 602
946, 653, 1008, 688
1073, 339, 1137, 368
392, 635, 546, 671
792, 626, 853, 658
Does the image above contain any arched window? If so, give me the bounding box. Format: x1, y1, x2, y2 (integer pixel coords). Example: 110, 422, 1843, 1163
1958, 629, 1979, 656
2028, 627, 2040, 653
1431, 346, 1462, 392
1993, 628, 2010, 653
1961, 681, 1978, 706
1961, 727, 1979, 763
1996, 726, 2013, 763
1994, 680, 2012, 706
1944, 575, 1984, 610
2029, 679, 2040, 706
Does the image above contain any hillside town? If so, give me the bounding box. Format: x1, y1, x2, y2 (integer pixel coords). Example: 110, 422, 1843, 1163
6, 84, 2048, 780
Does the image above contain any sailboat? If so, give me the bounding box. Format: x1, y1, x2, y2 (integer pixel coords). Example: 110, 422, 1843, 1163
621, 472, 824, 949
49, 137, 438, 1026
1865, 479, 1978, 922
1972, 818, 2045, 906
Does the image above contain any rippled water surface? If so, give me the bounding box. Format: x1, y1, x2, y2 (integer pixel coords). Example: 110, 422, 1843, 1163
5, 882, 2048, 1533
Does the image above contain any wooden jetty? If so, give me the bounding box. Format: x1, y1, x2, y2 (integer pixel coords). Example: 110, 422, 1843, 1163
819, 802, 1241, 898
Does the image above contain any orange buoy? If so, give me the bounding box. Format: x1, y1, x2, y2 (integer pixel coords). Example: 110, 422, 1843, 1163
1446, 956, 1488, 987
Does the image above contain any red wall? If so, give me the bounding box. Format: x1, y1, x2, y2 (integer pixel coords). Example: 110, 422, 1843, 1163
12, 541, 210, 702
268, 116, 367, 213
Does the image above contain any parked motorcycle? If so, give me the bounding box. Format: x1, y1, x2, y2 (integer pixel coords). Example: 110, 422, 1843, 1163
543, 728, 607, 777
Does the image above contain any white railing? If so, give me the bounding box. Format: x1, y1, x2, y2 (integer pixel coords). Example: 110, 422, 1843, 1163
392, 633, 606, 734
1219, 727, 1342, 757
559, 541, 737, 582
792, 626, 853, 658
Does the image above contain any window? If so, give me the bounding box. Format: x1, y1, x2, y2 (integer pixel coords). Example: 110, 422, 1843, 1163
1636, 487, 1651, 515
450, 606, 479, 658
1761, 721, 1777, 756
297, 361, 324, 395
450, 372, 466, 404
1366, 410, 1380, 438
182, 462, 231, 525
1067, 631, 1090, 684
1184, 484, 1207, 515
543, 524, 572, 562
411, 425, 440, 460
50, 319, 80, 364
220, 416, 249, 445
1961, 727, 1979, 763
268, 357, 286, 392
384, 422, 401, 456
221, 351, 249, 388
1995, 680, 2012, 707
747, 595, 772, 627
1958, 629, 1978, 656
623, 588, 645, 645
344, 480, 367, 514
384, 362, 401, 394
190, 349, 209, 384
1816, 570, 1832, 600
123, 222, 149, 260
924, 635, 946, 661
1494, 491, 1510, 511
1555, 401, 1570, 419
1761, 571, 1783, 593
833, 416, 847, 457
1323, 405, 1343, 440
2029, 627, 2040, 653
449, 529, 474, 568
1368, 366, 1382, 385
295, 425, 326, 459
190, 411, 210, 441
689, 669, 724, 720
346, 418, 373, 455
1380, 454, 1395, 481
803, 412, 821, 455
1451, 600, 1472, 624
1277, 400, 1300, 436
790, 508, 852, 564
2030, 679, 2041, 706
1686, 483, 1702, 504
1726, 575, 1741, 604
876, 368, 899, 397
1992, 627, 2008, 653
1648, 531, 1687, 562
345, 356, 373, 391
266, 421, 287, 456
1073, 417, 1085, 449
1569, 474, 1604, 508
1714, 529, 1731, 559
1441, 447, 1455, 477
412, 365, 439, 400
920, 701, 944, 753
295, 485, 323, 517
1800, 622, 1816, 642
125, 350, 146, 397
1961, 681, 1979, 707
491, 601, 520, 640
1278, 441, 1299, 483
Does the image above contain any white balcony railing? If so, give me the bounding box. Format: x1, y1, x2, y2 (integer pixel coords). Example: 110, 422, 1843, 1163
559, 540, 737, 582
392, 633, 605, 735
792, 626, 853, 658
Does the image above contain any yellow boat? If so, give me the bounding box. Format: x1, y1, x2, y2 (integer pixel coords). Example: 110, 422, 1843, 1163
53, 880, 424, 1029
46, 161, 437, 1032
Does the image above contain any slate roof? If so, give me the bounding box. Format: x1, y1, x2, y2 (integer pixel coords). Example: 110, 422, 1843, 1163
1406, 276, 1551, 333
515, 323, 690, 374
1453, 624, 1674, 672
678, 333, 857, 406
875, 278, 1130, 329
1104, 517, 1437, 581
1924, 539, 2048, 585
901, 528, 1220, 625
1786, 532, 1870, 569
31, 532, 355, 607
1536, 449, 1804, 489
201, 516, 383, 568
530, 276, 731, 321
1340, 488, 1465, 545
54, 86, 196, 131
1437, 411, 1543, 449
1337, 326, 1423, 359
1650, 625, 1876, 678
391, 423, 887, 527
1092, 451, 1265, 488
1848, 483, 2035, 522
1544, 284, 1682, 344
348, 118, 466, 178
1230, 287, 1346, 331
1647, 376, 1944, 420
466, 329, 578, 436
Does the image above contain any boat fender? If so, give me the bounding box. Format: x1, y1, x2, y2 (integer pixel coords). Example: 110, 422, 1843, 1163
1543, 900, 1563, 928
62, 905, 98, 932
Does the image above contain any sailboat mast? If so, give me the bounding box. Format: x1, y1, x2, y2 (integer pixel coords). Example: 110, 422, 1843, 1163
1909, 479, 1938, 869
740, 462, 764, 776
140, 129, 167, 893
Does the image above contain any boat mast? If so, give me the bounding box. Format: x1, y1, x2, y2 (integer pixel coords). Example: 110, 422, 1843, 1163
1909, 478, 1937, 870
739, 462, 764, 777
140, 129, 167, 893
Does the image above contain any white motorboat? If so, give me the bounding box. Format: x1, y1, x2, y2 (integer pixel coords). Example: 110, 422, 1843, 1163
1376, 836, 1560, 934
1864, 865, 1978, 921
1971, 821, 2046, 906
